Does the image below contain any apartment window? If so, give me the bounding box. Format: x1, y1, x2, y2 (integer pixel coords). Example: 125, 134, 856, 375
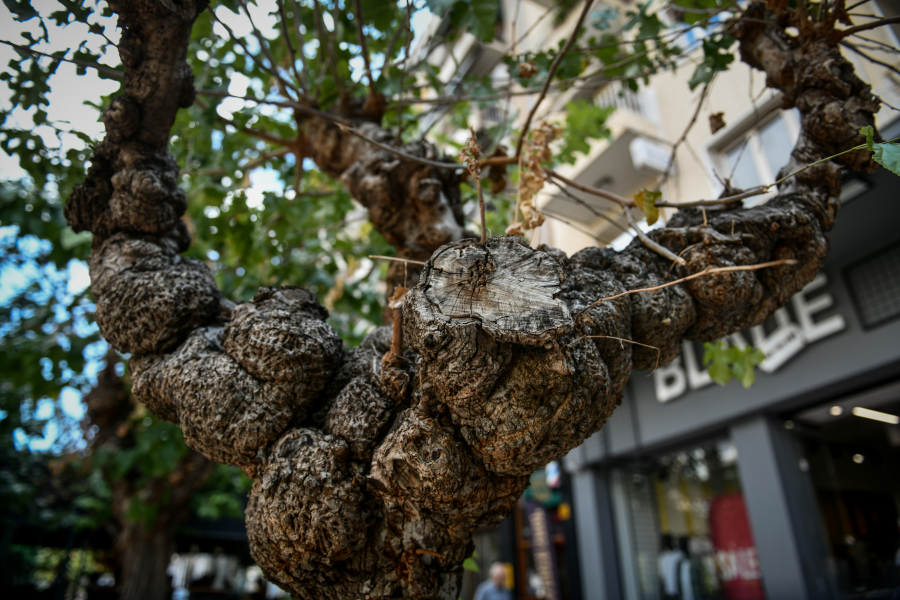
714, 110, 800, 199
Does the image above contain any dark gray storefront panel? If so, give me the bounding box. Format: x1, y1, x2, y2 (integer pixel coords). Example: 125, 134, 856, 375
571, 469, 623, 600
731, 416, 838, 600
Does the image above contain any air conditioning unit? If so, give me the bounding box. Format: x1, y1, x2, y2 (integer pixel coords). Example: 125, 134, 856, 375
629, 136, 671, 175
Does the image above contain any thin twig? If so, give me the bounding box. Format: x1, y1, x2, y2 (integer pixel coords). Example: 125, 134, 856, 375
192, 147, 290, 176
0, 39, 123, 78
515, 0, 595, 158
393, 0, 730, 122
546, 178, 631, 234
541, 211, 607, 245
848, 33, 900, 53
845, 0, 872, 11
571, 335, 661, 375
381, 10, 406, 65
313, 0, 344, 94
656, 186, 768, 208
661, 82, 711, 185
209, 9, 292, 96
397, 0, 413, 141
841, 40, 900, 78
543, 168, 631, 208
835, 15, 900, 39
277, 0, 308, 93
196, 89, 351, 126
331, 0, 344, 91
624, 207, 686, 266
352, 0, 378, 99
422, 0, 561, 142
773, 135, 900, 187
476, 177, 487, 243
369, 255, 427, 266
214, 114, 294, 146
656, 133, 900, 208
389, 66, 662, 108
288, 0, 311, 83
488, 0, 523, 158
414, 549, 445, 559
577, 259, 799, 316
338, 124, 462, 170
239, 0, 298, 98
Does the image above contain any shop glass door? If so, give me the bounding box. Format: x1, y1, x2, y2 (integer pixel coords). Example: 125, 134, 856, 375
612, 439, 766, 600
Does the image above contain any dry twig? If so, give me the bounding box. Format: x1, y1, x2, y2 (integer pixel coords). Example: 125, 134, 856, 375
571, 335, 661, 375
369, 255, 427, 266
514, 0, 595, 158
577, 259, 799, 317
352, 0, 379, 99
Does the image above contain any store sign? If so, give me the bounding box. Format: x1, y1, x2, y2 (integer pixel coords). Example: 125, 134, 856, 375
524, 501, 562, 600
654, 274, 846, 403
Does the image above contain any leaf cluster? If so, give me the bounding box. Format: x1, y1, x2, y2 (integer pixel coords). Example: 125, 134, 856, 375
703, 341, 765, 389
860, 125, 900, 176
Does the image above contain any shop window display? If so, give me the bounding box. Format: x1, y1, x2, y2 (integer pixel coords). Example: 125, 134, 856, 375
792, 395, 900, 599
613, 440, 765, 600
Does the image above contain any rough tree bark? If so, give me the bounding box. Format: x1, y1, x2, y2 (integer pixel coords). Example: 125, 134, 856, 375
84, 353, 215, 600
65, 1, 882, 599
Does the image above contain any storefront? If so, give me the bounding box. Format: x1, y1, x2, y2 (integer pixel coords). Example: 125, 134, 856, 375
564, 122, 900, 600
461, 464, 583, 600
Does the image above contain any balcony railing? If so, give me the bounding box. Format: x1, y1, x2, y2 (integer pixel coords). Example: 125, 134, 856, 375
595, 81, 645, 117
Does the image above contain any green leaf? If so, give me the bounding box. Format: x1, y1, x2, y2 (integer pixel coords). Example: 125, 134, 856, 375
557, 100, 614, 164
730, 346, 765, 389
3, 0, 39, 21
688, 36, 735, 90
462, 550, 480, 573
671, 0, 721, 25
859, 125, 875, 152
873, 142, 900, 176
360, 0, 398, 30
687, 63, 713, 91
633, 189, 661, 225
427, 0, 500, 43
60, 227, 92, 250
591, 6, 619, 31
703, 342, 765, 388
703, 341, 732, 385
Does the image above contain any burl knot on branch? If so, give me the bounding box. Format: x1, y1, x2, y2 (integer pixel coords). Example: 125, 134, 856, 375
407, 236, 572, 346
404, 237, 615, 476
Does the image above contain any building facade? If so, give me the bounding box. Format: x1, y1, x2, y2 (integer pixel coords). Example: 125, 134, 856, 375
564, 142, 900, 600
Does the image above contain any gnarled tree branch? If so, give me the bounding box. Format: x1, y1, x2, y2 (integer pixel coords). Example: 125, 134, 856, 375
66, 1, 883, 598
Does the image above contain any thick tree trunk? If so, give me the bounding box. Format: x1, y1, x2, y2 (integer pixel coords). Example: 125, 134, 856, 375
65, 2, 883, 599
116, 525, 174, 600
84, 354, 217, 599
106, 450, 214, 600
